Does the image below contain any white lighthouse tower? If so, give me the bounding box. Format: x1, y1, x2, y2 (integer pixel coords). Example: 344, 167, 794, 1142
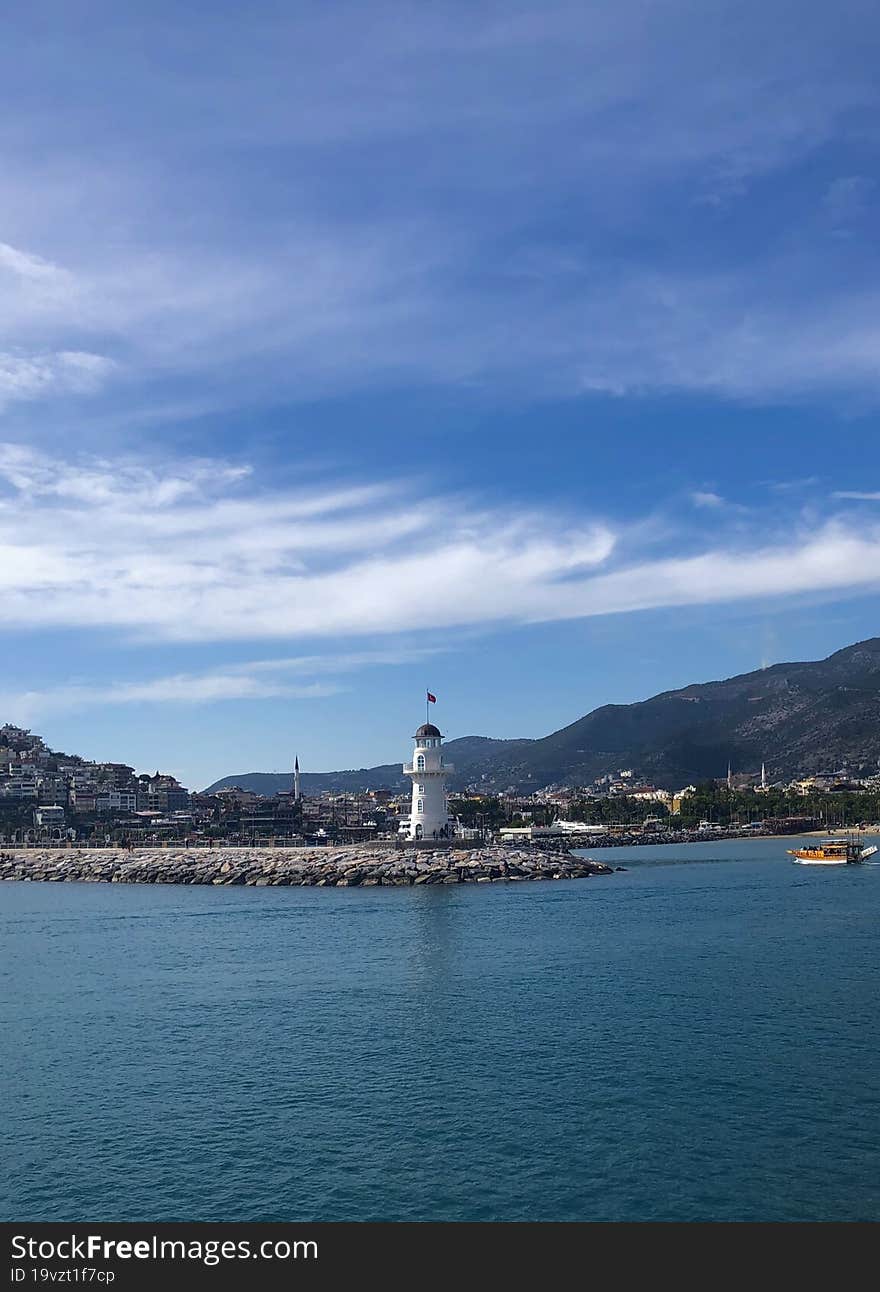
403, 719, 453, 841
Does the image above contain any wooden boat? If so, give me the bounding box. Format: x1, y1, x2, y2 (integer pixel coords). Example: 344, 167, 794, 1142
788, 835, 878, 865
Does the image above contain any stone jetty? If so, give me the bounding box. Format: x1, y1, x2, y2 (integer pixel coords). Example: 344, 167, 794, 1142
0, 844, 613, 887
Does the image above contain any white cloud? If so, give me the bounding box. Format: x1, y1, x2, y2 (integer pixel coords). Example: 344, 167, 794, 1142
0, 443, 616, 638
3, 227, 880, 411
689, 489, 751, 515
1, 445, 880, 652
0, 5, 877, 411
0, 645, 447, 724
831, 490, 880, 501
764, 477, 820, 493
0, 242, 69, 282
0, 243, 116, 406
0, 350, 115, 406
538, 525, 880, 624
0, 676, 341, 727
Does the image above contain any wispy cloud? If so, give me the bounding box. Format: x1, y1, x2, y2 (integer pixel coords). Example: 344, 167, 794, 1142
0, 443, 615, 639
0, 240, 116, 406
831, 490, 880, 501
4, 234, 880, 412
0, 645, 448, 724
0, 242, 71, 283
764, 477, 821, 493
0, 4, 878, 416
0, 677, 341, 726
690, 489, 751, 515
2, 445, 880, 652
541, 524, 880, 624
0, 350, 114, 406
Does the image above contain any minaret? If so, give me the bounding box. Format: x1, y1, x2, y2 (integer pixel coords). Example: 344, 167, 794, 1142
761, 761, 767, 791
403, 718, 453, 841
294, 756, 301, 802
727, 761, 733, 791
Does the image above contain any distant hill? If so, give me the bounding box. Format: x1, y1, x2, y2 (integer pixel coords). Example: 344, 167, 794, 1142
203, 638, 880, 794
203, 736, 532, 796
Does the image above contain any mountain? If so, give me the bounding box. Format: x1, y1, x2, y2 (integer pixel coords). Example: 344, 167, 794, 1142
203, 638, 880, 794
203, 736, 532, 796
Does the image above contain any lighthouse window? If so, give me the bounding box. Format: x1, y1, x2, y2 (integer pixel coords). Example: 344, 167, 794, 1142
416, 755, 425, 770
417, 799, 423, 813
418, 784, 425, 793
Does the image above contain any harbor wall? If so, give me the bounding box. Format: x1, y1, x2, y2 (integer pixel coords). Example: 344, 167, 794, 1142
0, 844, 613, 886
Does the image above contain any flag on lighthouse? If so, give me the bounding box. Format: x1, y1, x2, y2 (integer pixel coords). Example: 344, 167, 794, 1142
427, 691, 437, 704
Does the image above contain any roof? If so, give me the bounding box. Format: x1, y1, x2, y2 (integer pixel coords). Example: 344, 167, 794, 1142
414, 723, 442, 738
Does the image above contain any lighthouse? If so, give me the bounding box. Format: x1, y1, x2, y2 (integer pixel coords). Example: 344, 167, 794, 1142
294, 755, 301, 802
403, 718, 453, 841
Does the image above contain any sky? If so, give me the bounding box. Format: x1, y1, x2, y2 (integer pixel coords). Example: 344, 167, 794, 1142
1, 0, 880, 789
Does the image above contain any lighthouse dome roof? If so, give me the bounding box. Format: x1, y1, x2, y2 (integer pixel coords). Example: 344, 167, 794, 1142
414, 723, 442, 738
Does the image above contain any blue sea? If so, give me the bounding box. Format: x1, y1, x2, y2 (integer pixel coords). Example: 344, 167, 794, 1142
2, 836, 879, 1222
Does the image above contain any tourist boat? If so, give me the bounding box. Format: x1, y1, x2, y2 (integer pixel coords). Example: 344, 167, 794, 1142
787, 835, 879, 865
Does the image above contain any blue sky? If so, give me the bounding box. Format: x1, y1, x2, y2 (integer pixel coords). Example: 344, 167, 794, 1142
1, 0, 880, 788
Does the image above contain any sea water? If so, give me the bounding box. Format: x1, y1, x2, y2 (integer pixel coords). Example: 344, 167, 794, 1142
2, 836, 878, 1221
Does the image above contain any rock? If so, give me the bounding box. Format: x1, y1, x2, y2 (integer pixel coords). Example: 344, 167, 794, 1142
0, 842, 618, 889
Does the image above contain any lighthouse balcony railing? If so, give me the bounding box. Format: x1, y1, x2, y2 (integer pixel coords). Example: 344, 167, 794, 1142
403, 762, 454, 775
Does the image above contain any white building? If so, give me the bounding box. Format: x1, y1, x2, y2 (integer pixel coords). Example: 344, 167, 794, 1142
35, 805, 65, 825
629, 787, 672, 804
500, 822, 607, 841
95, 789, 138, 814
402, 722, 453, 841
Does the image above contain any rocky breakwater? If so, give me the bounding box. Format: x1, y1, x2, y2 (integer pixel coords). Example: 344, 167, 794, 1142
0, 845, 613, 887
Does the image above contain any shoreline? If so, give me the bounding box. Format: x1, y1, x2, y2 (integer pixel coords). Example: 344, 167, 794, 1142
0, 844, 614, 887
0, 829, 839, 886
534, 827, 820, 851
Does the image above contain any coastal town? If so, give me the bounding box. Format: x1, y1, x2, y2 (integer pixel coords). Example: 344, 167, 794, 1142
3, 720, 880, 851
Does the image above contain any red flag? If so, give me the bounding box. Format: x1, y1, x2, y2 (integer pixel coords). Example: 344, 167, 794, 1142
427, 691, 437, 703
